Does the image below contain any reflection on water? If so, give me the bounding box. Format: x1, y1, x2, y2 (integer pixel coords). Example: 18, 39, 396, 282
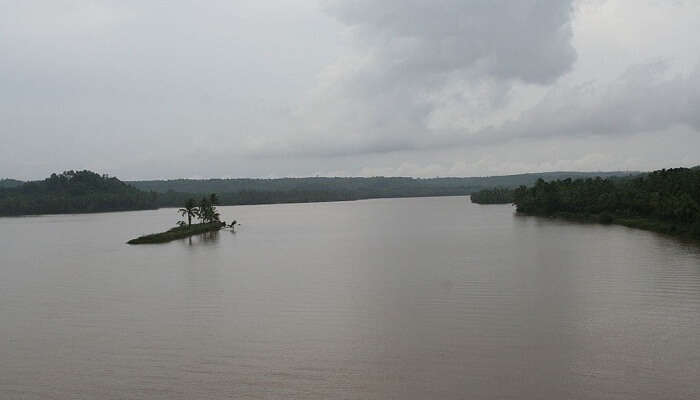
1, 197, 699, 400
183, 229, 220, 246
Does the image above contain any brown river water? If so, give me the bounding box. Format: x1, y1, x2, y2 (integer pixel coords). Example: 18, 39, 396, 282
1, 196, 699, 399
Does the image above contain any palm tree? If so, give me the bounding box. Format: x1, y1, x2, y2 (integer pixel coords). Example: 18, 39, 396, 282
198, 196, 210, 223
198, 194, 221, 223
211, 209, 220, 222
208, 193, 220, 222
178, 198, 198, 228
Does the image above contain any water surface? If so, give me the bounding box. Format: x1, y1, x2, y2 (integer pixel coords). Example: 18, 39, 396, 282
1, 196, 699, 399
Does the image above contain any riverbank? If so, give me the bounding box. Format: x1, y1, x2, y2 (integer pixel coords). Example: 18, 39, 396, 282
511, 168, 700, 241
127, 221, 226, 244
520, 211, 700, 240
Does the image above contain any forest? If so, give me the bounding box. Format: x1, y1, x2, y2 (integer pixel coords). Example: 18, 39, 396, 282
0, 179, 23, 189
129, 171, 632, 196
0, 170, 158, 216
470, 187, 515, 204
136, 171, 634, 208
511, 167, 700, 238
0, 169, 634, 217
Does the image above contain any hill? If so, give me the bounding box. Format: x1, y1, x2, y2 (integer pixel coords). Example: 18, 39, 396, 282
0, 170, 158, 216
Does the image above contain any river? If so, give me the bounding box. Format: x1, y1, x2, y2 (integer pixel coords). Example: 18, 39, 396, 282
1, 196, 699, 399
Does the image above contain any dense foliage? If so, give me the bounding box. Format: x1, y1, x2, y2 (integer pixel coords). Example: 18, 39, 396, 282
0, 179, 23, 189
513, 168, 700, 237
177, 194, 221, 226
0, 169, 635, 216
130, 171, 633, 201
197, 194, 221, 224
470, 187, 515, 204
0, 170, 158, 216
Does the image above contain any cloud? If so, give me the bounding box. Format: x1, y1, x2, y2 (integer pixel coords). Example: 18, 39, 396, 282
271, 0, 577, 156
495, 61, 700, 141
282, 56, 700, 159
324, 0, 576, 83
1, 0, 699, 179
270, 1, 700, 161
311, 126, 700, 178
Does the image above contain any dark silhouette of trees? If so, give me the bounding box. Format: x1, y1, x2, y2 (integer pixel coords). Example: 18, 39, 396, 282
129, 171, 636, 208
174, 194, 220, 227
0, 170, 157, 216
196, 197, 211, 223
470, 187, 515, 204
0, 179, 23, 189
179, 198, 198, 227
512, 168, 700, 237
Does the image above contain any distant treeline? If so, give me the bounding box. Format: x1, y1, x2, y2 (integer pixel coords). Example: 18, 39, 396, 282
512, 167, 700, 238
1, 169, 635, 216
129, 171, 634, 197
0, 179, 23, 189
0, 170, 158, 216
470, 187, 515, 204
139, 172, 635, 208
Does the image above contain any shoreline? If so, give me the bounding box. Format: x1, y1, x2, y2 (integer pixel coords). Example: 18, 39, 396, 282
518, 211, 700, 240
127, 222, 226, 244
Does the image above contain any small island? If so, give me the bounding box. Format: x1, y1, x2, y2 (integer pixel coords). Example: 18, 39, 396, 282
128, 194, 233, 244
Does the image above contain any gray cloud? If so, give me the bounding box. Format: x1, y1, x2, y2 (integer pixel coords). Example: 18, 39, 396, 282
494, 62, 700, 141
274, 0, 577, 157
283, 1, 700, 158
325, 0, 576, 83
0, 0, 698, 179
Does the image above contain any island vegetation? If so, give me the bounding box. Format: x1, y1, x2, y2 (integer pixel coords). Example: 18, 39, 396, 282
128, 194, 227, 244
511, 167, 700, 238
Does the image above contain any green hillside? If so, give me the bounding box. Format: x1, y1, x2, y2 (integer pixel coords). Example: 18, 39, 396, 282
0, 170, 158, 216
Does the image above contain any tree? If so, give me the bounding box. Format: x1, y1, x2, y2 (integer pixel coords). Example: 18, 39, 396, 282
470, 187, 515, 204
0, 170, 158, 216
198, 196, 210, 223
197, 194, 220, 223
510, 168, 700, 237
178, 198, 198, 227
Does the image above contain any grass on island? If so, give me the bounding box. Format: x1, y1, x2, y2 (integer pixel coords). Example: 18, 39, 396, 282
128, 222, 225, 244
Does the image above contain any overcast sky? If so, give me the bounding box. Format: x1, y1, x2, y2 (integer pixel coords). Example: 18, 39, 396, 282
1, 0, 699, 180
